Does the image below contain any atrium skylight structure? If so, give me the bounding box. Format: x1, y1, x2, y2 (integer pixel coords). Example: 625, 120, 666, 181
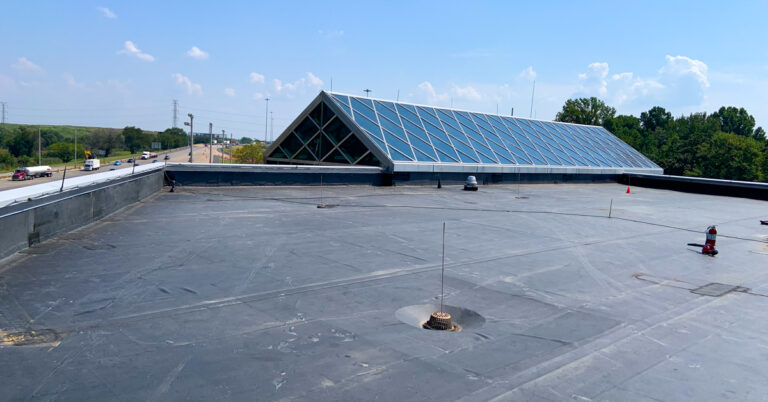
265, 91, 663, 174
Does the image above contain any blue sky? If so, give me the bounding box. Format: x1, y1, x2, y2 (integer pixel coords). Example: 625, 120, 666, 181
1, 1, 767, 140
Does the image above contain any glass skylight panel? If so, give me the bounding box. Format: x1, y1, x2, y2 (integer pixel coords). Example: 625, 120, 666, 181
416, 106, 441, 128
556, 124, 613, 166
422, 119, 451, 145
531, 121, 585, 166
485, 115, 533, 165
584, 126, 638, 167
594, 127, 654, 167
330, 95, 352, 116
350, 97, 378, 122
513, 120, 563, 165
352, 113, 385, 143
395, 104, 422, 127
499, 118, 547, 164
543, 122, 599, 167
373, 101, 401, 124
471, 114, 517, 164
431, 140, 460, 162
570, 125, 627, 167
380, 127, 414, 160
524, 120, 575, 166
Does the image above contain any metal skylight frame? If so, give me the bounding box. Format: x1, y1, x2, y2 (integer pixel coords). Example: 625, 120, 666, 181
266, 91, 663, 175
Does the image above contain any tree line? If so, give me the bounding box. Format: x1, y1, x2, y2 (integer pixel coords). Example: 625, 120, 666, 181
0, 124, 254, 170
556, 98, 767, 182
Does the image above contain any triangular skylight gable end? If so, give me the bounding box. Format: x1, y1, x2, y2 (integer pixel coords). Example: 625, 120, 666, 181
265, 92, 391, 168
267, 91, 663, 175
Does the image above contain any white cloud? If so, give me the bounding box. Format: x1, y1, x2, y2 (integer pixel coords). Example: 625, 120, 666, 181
97, 6, 116, 19
318, 29, 344, 38
250, 72, 265, 84
307, 72, 323, 86
224, 88, 235, 97
186, 46, 209, 60
253, 92, 264, 100
12, 57, 43, 72
518, 66, 537, 81
118, 41, 155, 62
416, 81, 450, 104
451, 85, 482, 101
574, 55, 710, 108
62, 73, 84, 88
172, 73, 202, 95
272, 72, 324, 94
577, 62, 610, 96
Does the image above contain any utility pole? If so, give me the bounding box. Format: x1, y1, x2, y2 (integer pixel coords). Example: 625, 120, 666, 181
270, 111, 274, 143
264, 97, 270, 142
172, 100, 178, 128
38, 127, 41, 165
221, 130, 225, 164
1, 102, 6, 127
230, 133, 233, 164
209, 122, 213, 163
74, 129, 77, 168
184, 113, 194, 162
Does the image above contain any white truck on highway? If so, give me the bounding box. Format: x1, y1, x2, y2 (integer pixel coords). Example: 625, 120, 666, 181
84, 159, 101, 171
11, 166, 53, 180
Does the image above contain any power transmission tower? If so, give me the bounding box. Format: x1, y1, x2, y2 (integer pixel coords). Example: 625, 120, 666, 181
172, 99, 178, 128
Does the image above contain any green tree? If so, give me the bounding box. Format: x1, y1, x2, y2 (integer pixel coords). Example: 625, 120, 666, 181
555, 97, 616, 126
46, 142, 85, 163
639, 106, 673, 132
47, 142, 74, 162
0, 148, 16, 169
753, 126, 766, 143
710, 106, 755, 137
232, 143, 264, 164
7, 127, 36, 157
694, 132, 764, 181
122, 126, 148, 153
88, 128, 123, 157
239, 137, 254, 145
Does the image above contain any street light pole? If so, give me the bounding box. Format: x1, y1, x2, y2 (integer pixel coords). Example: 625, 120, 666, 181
221, 129, 225, 164
209, 122, 213, 163
183, 113, 194, 162
264, 97, 270, 142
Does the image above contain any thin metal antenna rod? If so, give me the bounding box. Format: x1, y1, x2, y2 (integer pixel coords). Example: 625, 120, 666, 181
396, 89, 400, 102
529, 80, 536, 118
441, 222, 446, 313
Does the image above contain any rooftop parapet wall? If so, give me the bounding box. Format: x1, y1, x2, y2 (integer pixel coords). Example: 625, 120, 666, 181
0, 169, 163, 260
621, 173, 768, 201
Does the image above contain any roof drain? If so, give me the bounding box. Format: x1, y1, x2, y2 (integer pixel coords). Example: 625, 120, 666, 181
423, 311, 454, 331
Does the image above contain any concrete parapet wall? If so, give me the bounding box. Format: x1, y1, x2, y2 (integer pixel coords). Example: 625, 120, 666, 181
0, 170, 163, 260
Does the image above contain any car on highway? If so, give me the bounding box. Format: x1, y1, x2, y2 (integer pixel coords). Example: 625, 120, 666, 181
127, 158, 134, 163
114, 160, 122, 166
152, 159, 158, 163
164, 154, 170, 160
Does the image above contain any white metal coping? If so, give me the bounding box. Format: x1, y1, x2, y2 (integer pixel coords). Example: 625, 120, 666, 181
0, 163, 165, 208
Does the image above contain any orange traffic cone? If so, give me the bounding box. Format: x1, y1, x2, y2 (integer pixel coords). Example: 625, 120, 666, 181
626, 186, 631, 194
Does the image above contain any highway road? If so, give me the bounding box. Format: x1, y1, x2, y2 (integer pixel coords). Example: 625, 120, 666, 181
0, 144, 228, 192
